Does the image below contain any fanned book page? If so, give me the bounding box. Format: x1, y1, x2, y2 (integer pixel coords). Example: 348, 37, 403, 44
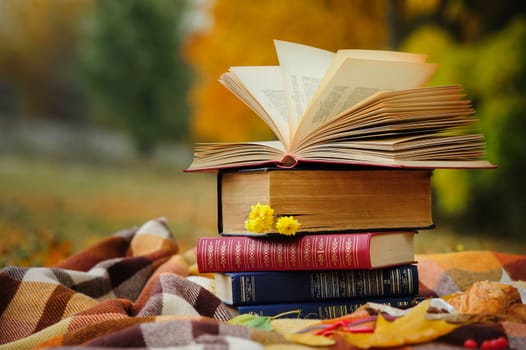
219, 66, 290, 148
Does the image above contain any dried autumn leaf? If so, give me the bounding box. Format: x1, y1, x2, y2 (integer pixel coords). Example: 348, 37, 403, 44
286, 333, 336, 346
227, 313, 274, 331
337, 300, 460, 348
271, 318, 320, 336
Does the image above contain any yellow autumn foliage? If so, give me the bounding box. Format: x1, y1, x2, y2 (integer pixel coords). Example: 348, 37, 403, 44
184, 0, 388, 142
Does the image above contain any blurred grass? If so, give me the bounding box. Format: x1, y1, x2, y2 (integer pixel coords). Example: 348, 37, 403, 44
1, 154, 524, 267
0, 154, 217, 267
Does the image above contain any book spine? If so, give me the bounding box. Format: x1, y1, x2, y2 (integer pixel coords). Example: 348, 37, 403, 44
197, 234, 373, 272
236, 296, 421, 320
228, 265, 418, 305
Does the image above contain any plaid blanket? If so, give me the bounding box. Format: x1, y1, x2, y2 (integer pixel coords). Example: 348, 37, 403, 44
1, 218, 525, 350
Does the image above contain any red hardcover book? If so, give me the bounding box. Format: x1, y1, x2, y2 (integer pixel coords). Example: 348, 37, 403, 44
196, 231, 416, 273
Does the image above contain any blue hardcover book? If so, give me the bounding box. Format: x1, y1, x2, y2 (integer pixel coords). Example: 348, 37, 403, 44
236, 296, 422, 319
214, 264, 418, 305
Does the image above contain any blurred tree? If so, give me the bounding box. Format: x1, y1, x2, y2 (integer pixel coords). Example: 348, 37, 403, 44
390, 0, 526, 46
79, 0, 193, 156
402, 5, 526, 238
184, 0, 388, 142
0, 0, 92, 120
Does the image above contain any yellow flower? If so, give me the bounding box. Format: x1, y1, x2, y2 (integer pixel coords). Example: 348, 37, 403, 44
244, 203, 301, 236
244, 203, 274, 234
275, 216, 301, 236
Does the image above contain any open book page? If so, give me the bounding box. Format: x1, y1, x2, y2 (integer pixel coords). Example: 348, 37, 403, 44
305, 50, 428, 124
317, 50, 427, 100
336, 49, 427, 62
292, 58, 438, 149
294, 130, 493, 169
321, 134, 486, 152
219, 66, 289, 148
293, 149, 493, 169
273, 40, 335, 141
295, 86, 473, 150
188, 141, 286, 171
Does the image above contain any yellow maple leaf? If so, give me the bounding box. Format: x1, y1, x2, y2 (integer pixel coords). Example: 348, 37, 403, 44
337, 299, 460, 348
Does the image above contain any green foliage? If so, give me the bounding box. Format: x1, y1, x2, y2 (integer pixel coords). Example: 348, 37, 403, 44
227, 313, 274, 331
78, 0, 193, 156
403, 17, 526, 238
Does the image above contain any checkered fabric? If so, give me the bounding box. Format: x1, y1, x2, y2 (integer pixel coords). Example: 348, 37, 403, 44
1, 218, 526, 349
417, 250, 526, 298
0, 219, 285, 349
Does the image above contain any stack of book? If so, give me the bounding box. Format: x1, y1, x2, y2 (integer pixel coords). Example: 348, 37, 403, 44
187, 40, 494, 319
195, 167, 425, 319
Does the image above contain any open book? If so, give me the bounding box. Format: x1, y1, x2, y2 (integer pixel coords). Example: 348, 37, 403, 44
186, 40, 495, 171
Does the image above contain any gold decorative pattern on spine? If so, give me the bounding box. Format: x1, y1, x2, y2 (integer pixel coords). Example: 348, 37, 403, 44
303, 239, 312, 266
219, 241, 227, 269
276, 244, 284, 267
344, 237, 355, 267
263, 243, 270, 267
206, 241, 214, 270
248, 240, 256, 268
316, 237, 326, 266
234, 241, 241, 269
289, 244, 297, 266
330, 238, 339, 267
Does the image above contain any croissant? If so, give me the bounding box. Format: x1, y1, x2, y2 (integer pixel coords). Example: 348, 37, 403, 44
448, 280, 521, 315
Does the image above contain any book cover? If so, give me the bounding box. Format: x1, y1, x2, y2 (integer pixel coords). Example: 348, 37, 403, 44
215, 264, 419, 305
196, 231, 416, 273
218, 167, 434, 235
235, 296, 422, 319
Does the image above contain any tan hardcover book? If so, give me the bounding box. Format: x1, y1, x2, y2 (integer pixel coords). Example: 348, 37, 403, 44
218, 167, 433, 235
